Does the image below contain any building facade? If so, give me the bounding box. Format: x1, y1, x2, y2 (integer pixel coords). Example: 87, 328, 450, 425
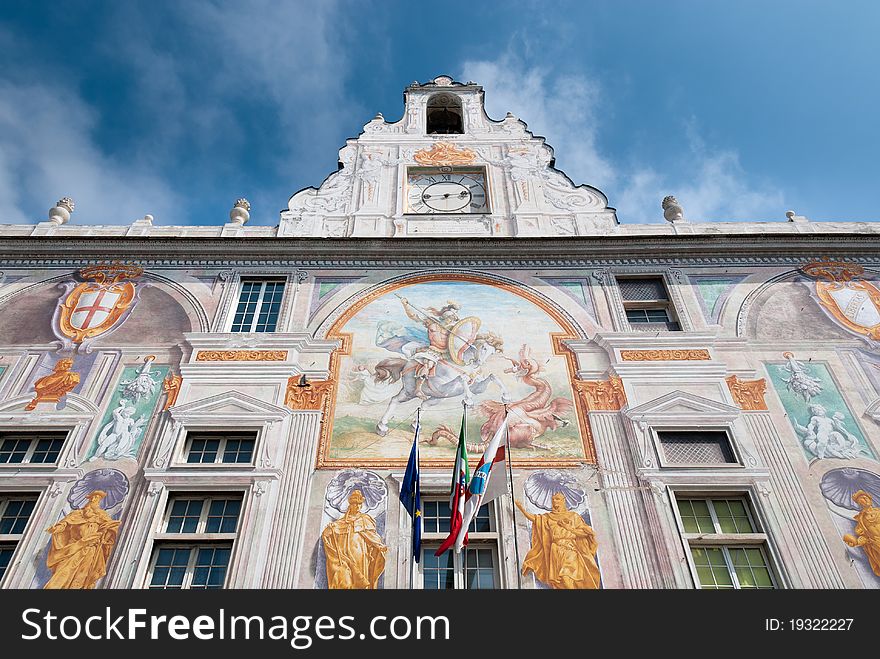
1, 75, 879, 590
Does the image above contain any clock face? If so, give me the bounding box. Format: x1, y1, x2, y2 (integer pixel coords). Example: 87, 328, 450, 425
407, 169, 489, 214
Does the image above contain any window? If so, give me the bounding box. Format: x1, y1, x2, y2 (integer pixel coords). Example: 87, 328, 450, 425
229, 279, 285, 333
674, 496, 777, 590
184, 432, 257, 465
657, 431, 738, 467
617, 276, 681, 331
146, 494, 242, 589
0, 495, 38, 581
0, 432, 67, 465
426, 93, 463, 134
419, 499, 499, 589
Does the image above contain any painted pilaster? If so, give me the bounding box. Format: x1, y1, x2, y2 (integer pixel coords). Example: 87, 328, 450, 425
262, 410, 322, 587
744, 412, 845, 588
590, 411, 673, 588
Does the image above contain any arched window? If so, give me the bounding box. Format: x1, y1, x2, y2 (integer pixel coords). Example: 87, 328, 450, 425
426, 93, 464, 134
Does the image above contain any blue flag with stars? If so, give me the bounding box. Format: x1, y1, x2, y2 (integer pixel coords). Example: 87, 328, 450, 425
400, 420, 422, 562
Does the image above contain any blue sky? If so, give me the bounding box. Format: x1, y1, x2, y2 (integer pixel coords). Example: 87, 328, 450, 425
1, 1, 878, 226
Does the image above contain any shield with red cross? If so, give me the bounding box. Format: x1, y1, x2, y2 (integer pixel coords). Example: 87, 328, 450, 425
58, 279, 137, 343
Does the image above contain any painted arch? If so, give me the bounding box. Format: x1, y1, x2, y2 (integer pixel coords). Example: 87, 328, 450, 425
316, 273, 595, 468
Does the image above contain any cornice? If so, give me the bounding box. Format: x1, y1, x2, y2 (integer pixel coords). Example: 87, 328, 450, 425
0, 234, 877, 266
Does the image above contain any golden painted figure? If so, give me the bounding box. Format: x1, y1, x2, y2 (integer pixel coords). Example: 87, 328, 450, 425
321, 490, 387, 589
516, 492, 601, 589
25, 358, 80, 411
843, 489, 880, 576
44, 490, 120, 589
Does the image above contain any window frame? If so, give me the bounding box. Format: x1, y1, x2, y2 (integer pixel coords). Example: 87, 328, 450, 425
181, 431, 259, 466
0, 493, 40, 584
670, 490, 780, 590
615, 274, 682, 332
0, 431, 69, 467
417, 498, 501, 590
145, 492, 245, 590
226, 277, 287, 333
653, 427, 744, 469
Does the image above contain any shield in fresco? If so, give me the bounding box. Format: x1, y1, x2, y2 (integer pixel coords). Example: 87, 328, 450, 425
802, 261, 880, 341
57, 263, 142, 344
447, 316, 481, 365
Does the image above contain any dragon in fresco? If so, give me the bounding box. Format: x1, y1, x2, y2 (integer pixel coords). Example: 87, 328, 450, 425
428, 344, 573, 452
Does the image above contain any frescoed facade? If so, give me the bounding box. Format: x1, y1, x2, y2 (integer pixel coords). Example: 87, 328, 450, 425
0, 75, 879, 590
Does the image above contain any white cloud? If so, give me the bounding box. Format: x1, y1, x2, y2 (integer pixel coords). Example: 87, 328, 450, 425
0, 1, 356, 226
0, 80, 180, 225
462, 55, 615, 185
462, 54, 785, 223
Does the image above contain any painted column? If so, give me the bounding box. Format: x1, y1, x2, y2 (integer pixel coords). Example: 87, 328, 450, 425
262, 410, 322, 588
590, 411, 674, 588
744, 412, 845, 588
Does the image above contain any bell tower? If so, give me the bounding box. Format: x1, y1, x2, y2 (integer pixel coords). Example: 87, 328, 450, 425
279, 75, 618, 238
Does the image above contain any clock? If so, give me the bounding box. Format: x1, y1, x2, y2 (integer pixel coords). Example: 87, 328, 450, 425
406, 168, 489, 214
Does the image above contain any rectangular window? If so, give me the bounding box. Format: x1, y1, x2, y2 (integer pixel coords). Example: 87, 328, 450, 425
229, 279, 285, 333
617, 276, 681, 331
0, 495, 38, 582
657, 431, 738, 466
147, 494, 242, 589
419, 499, 499, 589
184, 432, 257, 465
0, 432, 67, 465
675, 496, 777, 590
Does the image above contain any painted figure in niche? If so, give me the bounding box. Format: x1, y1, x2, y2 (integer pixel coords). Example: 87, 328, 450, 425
843, 490, 880, 576
516, 492, 600, 589
321, 490, 387, 589
44, 490, 120, 589
24, 358, 80, 410
90, 399, 148, 461
795, 404, 862, 460
476, 344, 573, 451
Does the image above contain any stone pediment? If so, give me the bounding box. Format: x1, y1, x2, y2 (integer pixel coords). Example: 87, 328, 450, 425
624, 390, 740, 423
0, 393, 99, 415
170, 390, 290, 423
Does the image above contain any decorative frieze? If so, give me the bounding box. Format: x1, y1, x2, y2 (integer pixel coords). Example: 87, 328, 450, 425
620, 349, 711, 361
195, 350, 288, 362
725, 375, 768, 411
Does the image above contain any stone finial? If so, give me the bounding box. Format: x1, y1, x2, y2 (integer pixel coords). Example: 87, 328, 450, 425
662, 195, 685, 223
229, 198, 250, 225
133, 214, 154, 226
48, 197, 75, 225
786, 210, 808, 223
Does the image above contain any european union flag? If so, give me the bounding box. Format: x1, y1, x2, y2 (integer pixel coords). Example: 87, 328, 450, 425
400, 421, 422, 562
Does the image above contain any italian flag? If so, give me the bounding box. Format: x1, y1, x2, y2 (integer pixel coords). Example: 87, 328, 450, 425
435, 415, 470, 556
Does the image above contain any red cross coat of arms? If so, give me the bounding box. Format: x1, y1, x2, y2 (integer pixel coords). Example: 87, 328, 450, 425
56, 263, 144, 344
801, 261, 880, 341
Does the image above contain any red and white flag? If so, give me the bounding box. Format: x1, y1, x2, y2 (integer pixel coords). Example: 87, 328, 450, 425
453, 415, 509, 552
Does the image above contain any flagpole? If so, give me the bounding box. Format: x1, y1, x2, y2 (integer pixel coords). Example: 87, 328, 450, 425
410, 406, 421, 591
462, 399, 468, 590
504, 406, 523, 589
